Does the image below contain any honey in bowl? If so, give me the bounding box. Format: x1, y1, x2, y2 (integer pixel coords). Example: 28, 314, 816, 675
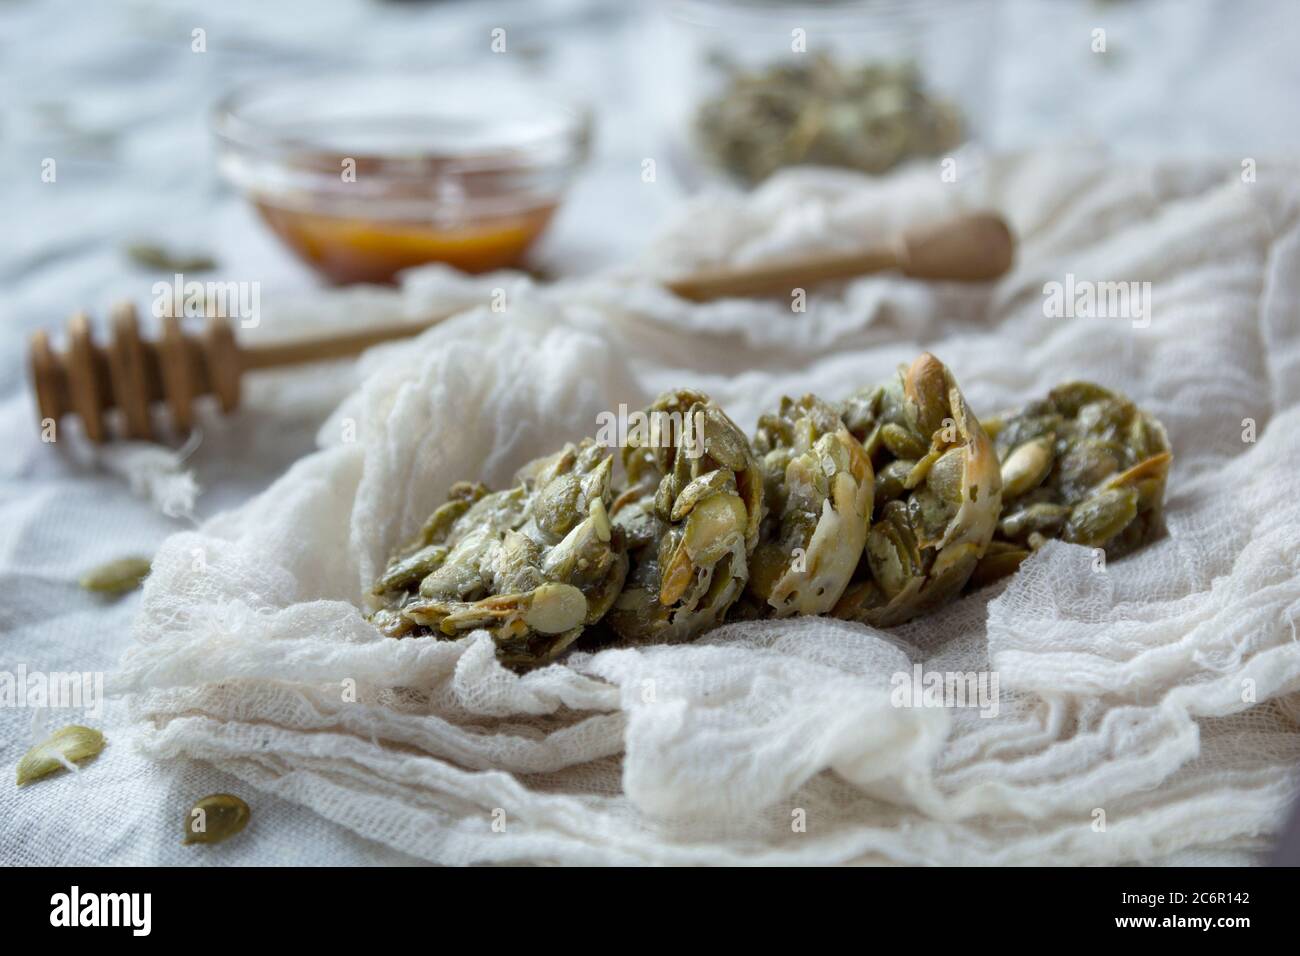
254, 201, 557, 285
212, 70, 589, 285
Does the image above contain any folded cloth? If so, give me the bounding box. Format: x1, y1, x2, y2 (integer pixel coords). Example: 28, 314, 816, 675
118, 151, 1300, 864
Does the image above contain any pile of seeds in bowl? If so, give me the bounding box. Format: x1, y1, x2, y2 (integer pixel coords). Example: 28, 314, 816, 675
695, 54, 964, 184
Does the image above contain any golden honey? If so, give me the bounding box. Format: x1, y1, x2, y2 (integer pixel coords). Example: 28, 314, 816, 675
255, 201, 557, 285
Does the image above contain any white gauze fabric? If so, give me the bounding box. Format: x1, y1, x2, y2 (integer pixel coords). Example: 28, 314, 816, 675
117, 152, 1300, 865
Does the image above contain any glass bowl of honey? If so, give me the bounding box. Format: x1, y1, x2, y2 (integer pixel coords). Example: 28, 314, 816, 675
212, 70, 590, 284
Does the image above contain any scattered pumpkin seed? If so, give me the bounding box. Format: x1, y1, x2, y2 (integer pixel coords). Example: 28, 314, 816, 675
16, 725, 105, 786
183, 793, 251, 845
79, 556, 152, 594
124, 243, 216, 272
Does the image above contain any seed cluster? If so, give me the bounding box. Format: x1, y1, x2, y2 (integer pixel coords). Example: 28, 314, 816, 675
370, 355, 1170, 668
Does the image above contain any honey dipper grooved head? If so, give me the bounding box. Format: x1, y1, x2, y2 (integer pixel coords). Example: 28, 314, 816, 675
26, 305, 245, 443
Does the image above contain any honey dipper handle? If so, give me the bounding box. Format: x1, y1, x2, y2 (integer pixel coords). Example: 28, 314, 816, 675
665, 211, 1015, 302
666, 248, 899, 302
238, 314, 459, 371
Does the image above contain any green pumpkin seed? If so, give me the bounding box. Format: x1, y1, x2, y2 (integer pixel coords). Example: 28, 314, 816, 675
670, 469, 735, 521
907, 486, 957, 545
125, 242, 216, 272
866, 524, 910, 600
1000, 436, 1054, 499
184, 794, 250, 845
1064, 486, 1139, 548
79, 556, 151, 594
969, 542, 1031, 589
519, 582, 588, 635
999, 502, 1070, 541
17, 725, 105, 786
701, 405, 751, 470
865, 502, 924, 599
840, 385, 883, 443
905, 353, 950, 440
1077, 398, 1136, 440
874, 459, 914, 505
880, 422, 929, 460
404, 482, 486, 553
373, 544, 449, 595
925, 446, 967, 504
682, 493, 747, 564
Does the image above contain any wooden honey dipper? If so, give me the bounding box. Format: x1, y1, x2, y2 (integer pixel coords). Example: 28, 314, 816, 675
28, 212, 1013, 442
27, 303, 455, 443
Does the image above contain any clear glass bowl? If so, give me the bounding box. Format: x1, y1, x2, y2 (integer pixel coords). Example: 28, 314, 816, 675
660, 0, 994, 187
212, 70, 591, 284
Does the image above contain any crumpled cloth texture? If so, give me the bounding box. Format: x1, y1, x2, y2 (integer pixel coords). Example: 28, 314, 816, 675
118, 152, 1300, 865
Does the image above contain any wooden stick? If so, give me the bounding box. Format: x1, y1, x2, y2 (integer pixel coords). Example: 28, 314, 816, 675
665, 212, 1014, 301
239, 320, 450, 371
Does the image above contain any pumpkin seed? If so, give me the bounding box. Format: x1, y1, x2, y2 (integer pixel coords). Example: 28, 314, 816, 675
681, 493, 748, 565
1000, 436, 1054, 499
79, 556, 151, 594
925, 446, 967, 505
999, 502, 1070, 542
16, 725, 105, 786
372, 544, 449, 595
880, 422, 929, 460
670, 469, 735, 521
969, 541, 1031, 589
401, 482, 486, 554
125, 242, 216, 273
184, 793, 250, 845
1065, 486, 1140, 548
521, 582, 588, 635
874, 459, 914, 505
904, 352, 950, 440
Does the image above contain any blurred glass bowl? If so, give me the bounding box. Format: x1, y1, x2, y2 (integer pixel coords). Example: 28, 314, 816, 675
212, 70, 590, 284
660, 0, 993, 188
